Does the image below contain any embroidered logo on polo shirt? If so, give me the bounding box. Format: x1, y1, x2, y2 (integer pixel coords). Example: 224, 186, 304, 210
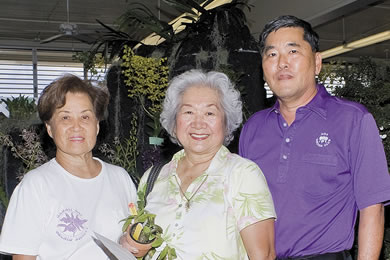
56, 208, 88, 241
316, 133, 331, 147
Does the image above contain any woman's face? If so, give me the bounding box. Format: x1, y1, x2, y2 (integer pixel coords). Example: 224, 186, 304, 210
175, 85, 225, 157
46, 92, 99, 158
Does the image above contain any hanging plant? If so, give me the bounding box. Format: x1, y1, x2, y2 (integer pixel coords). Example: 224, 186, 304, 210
121, 45, 169, 141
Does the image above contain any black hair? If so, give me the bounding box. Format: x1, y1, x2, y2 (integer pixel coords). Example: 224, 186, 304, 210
259, 15, 319, 56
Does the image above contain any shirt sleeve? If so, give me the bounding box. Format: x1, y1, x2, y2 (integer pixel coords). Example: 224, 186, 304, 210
0, 173, 46, 255
227, 159, 276, 231
352, 113, 390, 209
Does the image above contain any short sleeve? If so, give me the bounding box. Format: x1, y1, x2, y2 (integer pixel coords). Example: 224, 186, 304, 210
352, 113, 390, 209
227, 160, 276, 231
0, 173, 46, 255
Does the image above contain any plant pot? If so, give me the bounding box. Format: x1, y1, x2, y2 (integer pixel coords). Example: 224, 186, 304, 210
126, 223, 154, 257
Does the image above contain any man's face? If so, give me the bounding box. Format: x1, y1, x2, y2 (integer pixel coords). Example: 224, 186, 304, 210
262, 27, 322, 103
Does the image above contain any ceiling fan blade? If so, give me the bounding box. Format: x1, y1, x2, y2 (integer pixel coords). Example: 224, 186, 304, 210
40, 34, 65, 44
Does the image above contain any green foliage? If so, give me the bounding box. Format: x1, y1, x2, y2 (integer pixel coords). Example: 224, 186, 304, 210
121, 208, 162, 241
91, 0, 249, 63
73, 51, 106, 81
99, 112, 140, 184
117, 3, 176, 42
319, 57, 390, 168
122, 46, 169, 114
1, 95, 37, 120
121, 45, 169, 140
121, 199, 176, 259
145, 110, 164, 138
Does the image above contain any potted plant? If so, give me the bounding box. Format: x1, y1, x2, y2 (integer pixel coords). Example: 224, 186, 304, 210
121, 203, 176, 259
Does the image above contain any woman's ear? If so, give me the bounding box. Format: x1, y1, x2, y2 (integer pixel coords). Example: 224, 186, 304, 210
173, 126, 177, 139
45, 122, 53, 138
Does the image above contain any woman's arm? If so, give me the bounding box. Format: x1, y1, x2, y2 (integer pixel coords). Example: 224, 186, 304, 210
240, 218, 276, 260
13, 255, 37, 260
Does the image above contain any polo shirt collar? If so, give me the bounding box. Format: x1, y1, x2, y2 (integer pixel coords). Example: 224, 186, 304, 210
172, 145, 229, 176
266, 84, 329, 119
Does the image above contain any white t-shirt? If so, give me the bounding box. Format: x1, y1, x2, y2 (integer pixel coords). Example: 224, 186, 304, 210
0, 158, 137, 259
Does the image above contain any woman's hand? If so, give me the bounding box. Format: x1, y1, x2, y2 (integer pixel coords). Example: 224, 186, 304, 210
119, 232, 140, 255
240, 218, 276, 260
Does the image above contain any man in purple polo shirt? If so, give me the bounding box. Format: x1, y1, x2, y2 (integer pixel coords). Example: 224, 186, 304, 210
239, 15, 390, 260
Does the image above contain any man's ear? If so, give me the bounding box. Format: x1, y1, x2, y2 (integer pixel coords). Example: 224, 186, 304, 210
315, 52, 322, 76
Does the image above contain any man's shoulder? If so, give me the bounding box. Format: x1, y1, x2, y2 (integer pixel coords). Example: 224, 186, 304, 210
327, 95, 369, 117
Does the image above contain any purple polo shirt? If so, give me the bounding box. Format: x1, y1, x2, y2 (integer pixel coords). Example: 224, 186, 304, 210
239, 84, 390, 258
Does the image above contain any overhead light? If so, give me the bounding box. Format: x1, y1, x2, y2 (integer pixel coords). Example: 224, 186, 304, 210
139, 0, 232, 46
321, 30, 390, 59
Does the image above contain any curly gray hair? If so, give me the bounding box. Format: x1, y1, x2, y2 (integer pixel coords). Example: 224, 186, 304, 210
160, 69, 242, 146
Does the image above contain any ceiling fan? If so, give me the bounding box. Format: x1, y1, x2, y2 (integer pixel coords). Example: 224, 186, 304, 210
40, 0, 96, 44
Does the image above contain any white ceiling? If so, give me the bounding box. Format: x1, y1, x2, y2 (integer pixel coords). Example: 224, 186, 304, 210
0, 0, 389, 62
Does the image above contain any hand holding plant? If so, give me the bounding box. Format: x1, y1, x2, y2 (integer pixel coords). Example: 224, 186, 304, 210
121, 203, 176, 260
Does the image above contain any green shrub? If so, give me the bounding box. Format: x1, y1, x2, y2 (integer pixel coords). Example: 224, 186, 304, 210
1, 95, 37, 120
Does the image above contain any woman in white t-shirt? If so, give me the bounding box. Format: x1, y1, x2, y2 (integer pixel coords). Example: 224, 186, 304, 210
0, 74, 137, 260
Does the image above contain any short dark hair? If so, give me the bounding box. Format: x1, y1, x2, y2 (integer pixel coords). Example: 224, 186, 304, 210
259, 15, 319, 56
38, 74, 109, 123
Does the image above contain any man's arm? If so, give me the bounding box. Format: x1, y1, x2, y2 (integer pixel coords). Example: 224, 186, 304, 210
358, 203, 384, 260
240, 218, 276, 260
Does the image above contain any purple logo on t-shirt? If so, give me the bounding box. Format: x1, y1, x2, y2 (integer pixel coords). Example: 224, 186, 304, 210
56, 208, 88, 241
316, 132, 331, 147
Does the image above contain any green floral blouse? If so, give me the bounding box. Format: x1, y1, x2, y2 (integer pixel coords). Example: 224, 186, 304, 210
138, 146, 276, 259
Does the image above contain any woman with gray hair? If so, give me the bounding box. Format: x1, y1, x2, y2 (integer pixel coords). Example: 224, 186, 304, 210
124, 69, 276, 259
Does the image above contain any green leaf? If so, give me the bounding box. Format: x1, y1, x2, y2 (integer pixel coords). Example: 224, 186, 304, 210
151, 237, 164, 247
157, 246, 168, 260
121, 217, 134, 232
162, 0, 200, 15
143, 225, 151, 234
169, 247, 177, 259
136, 214, 148, 223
